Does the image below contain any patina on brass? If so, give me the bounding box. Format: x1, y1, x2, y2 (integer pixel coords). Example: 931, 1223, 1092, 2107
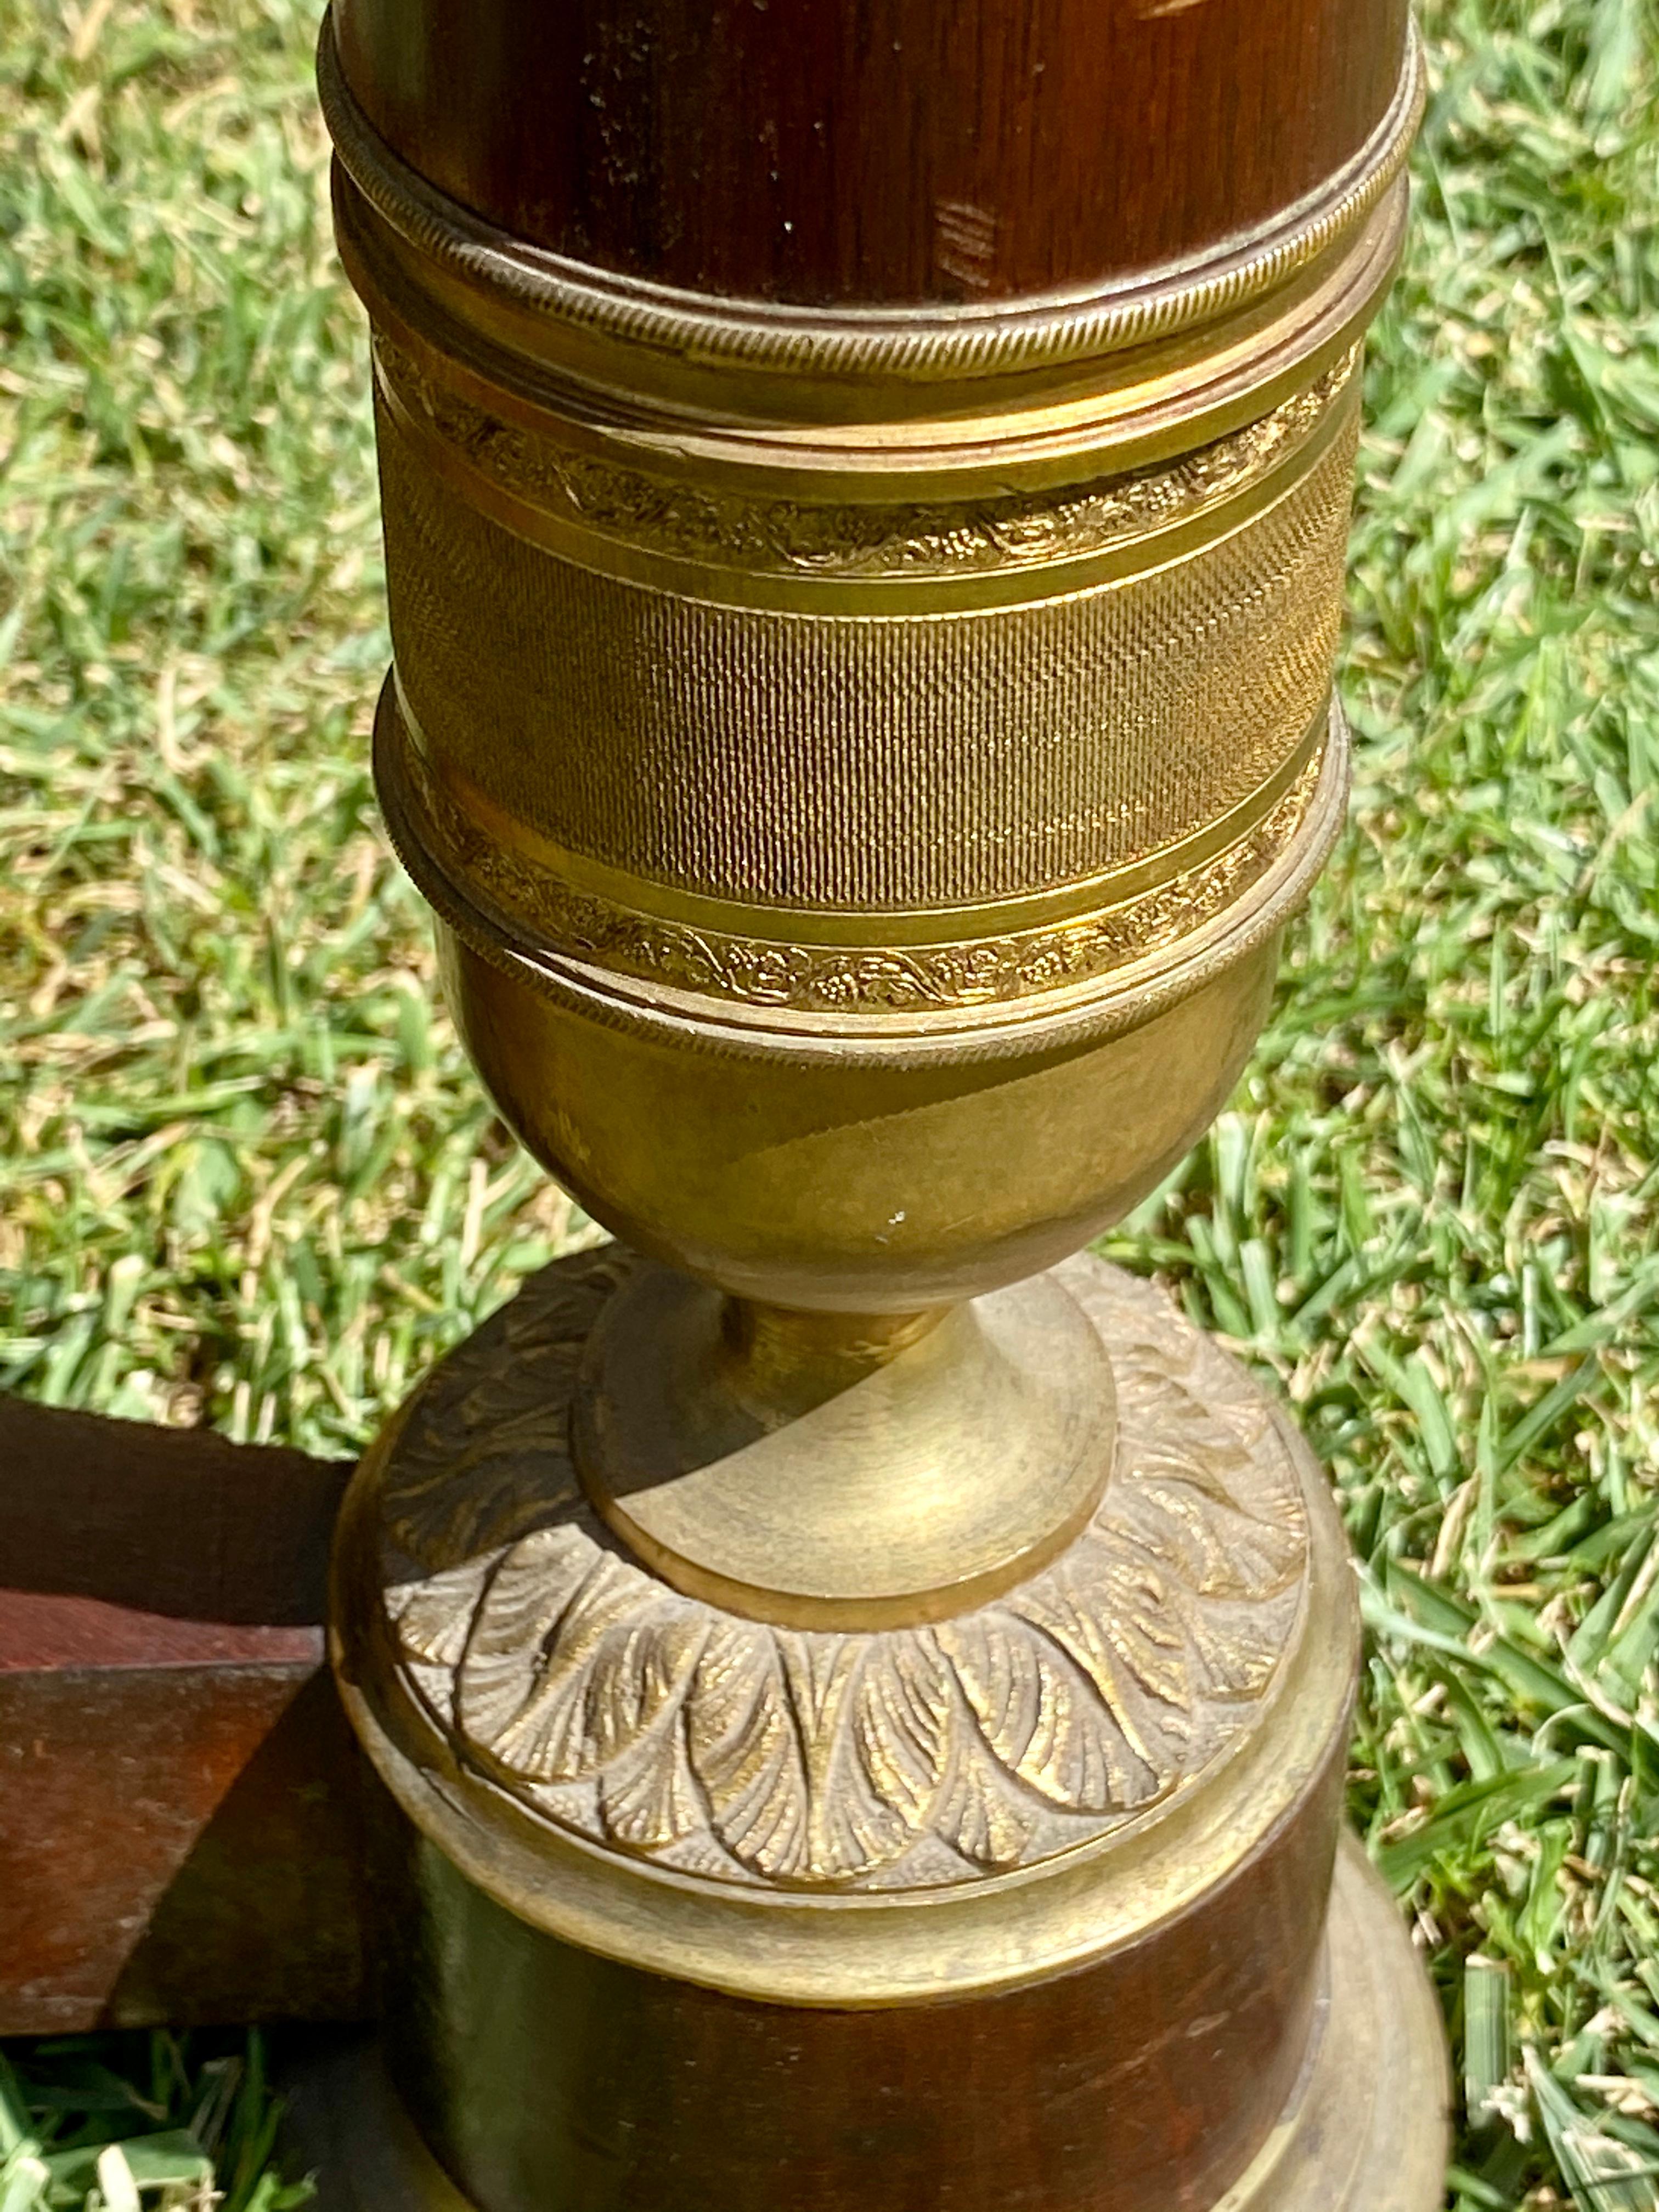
315, 4, 1448, 2204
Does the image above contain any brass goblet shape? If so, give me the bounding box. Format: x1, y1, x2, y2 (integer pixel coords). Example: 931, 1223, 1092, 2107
332, 30, 1391, 1621
427, 830, 1309, 1624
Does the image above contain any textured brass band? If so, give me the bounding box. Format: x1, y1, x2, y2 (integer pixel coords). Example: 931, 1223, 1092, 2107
321, 1, 1415, 1047
379, 681, 1338, 1025
373, 344, 1360, 882
364, 368, 1359, 1029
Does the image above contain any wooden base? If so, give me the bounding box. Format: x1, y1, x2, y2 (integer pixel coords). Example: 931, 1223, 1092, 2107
0, 1396, 369, 2032
279, 1837, 1447, 2212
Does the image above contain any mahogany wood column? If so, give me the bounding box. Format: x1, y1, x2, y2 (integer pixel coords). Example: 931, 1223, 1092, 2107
332, 0, 1409, 306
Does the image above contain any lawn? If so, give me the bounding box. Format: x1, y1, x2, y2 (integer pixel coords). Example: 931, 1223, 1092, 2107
3, 0, 1658, 2204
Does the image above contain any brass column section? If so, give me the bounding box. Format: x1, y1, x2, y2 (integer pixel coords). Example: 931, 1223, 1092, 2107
319, 8, 1448, 2209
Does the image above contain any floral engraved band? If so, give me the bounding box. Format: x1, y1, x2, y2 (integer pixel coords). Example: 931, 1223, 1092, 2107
370, 338, 1362, 585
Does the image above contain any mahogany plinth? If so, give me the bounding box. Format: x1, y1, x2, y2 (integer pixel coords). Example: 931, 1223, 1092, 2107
0, 1398, 370, 2034
332, 0, 1409, 305
285, 1838, 1448, 2212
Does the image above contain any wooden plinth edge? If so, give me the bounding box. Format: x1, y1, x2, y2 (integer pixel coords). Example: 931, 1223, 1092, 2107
0, 1396, 371, 2033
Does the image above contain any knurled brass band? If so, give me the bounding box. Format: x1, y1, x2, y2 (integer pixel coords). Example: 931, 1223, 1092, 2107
379, 680, 1331, 1017
374, 369, 1359, 918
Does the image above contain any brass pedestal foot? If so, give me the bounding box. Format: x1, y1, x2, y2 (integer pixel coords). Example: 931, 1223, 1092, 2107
321, 1249, 1448, 2212
1226, 1836, 1450, 2212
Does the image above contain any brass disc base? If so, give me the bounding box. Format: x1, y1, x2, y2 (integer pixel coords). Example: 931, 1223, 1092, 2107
327, 1247, 1448, 2207
333, 1246, 1334, 1950
574, 1263, 1116, 1628
279, 1837, 1448, 2212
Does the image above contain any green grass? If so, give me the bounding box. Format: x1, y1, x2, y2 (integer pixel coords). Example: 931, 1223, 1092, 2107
3, 0, 1658, 2204
1, 2035, 305, 2212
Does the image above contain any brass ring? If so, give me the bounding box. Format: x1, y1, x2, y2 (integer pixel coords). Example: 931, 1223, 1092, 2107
318, 9, 1424, 396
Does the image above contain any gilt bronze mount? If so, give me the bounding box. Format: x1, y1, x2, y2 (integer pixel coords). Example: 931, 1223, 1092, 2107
315, 1, 1448, 2203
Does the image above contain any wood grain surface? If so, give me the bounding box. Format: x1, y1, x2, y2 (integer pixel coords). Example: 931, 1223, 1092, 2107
333, 0, 1410, 306
391, 1737, 1347, 2212
0, 1398, 370, 2032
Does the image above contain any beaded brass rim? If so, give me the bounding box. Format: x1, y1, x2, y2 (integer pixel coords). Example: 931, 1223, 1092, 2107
318, 7, 1423, 397
339, 162, 1406, 487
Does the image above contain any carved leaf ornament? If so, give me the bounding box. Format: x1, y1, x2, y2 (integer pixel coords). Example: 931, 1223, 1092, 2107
377, 1252, 1307, 1892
